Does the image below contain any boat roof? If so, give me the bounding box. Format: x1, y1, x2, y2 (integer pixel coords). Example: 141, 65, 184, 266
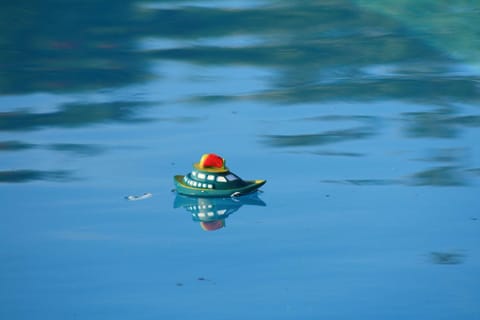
193, 162, 229, 173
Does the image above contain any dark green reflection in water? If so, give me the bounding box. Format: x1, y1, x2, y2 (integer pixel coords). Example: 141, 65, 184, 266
46, 143, 105, 156
2, 0, 478, 103
0, 101, 152, 131
356, 0, 480, 64
1, 0, 479, 186
0, 140, 35, 151
410, 166, 468, 187
0, 100, 150, 183
323, 145, 477, 187
430, 251, 465, 265
264, 127, 375, 147
322, 167, 471, 187
403, 107, 480, 139
0, 169, 71, 183
0, 1, 148, 93
144, 2, 479, 104
263, 115, 378, 147
0, 140, 104, 156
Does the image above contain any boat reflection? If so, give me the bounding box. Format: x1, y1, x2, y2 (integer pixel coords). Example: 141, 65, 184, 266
173, 193, 266, 231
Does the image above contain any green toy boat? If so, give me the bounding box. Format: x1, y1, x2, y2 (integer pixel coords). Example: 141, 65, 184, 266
174, 153, 266, 197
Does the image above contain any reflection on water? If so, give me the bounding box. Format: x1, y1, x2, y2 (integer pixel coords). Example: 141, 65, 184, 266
1, 0, 479, 187
0, 169, 71, 183
136, 0, 480, 164
141, 2, 479, 105
263, 114, 378, 147
0, 140, 34, 151
356, 0, 480, 63
2, 0, 478, 101
430, 252, 465, 265
46, 143, 105, 156
403, 106, 480, 139
264, 127, 375, 147
173, 193, 266, 231
323, 166, 473, 187
0, 101, 152, 132
0, 141, 104, 156
0, 1, 148, 93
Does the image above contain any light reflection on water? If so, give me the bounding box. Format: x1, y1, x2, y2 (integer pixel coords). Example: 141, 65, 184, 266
174, 193, 266, 231
1, 0, 480, 319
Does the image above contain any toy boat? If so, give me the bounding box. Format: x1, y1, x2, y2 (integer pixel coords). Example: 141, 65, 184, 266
174, 153, 266, 197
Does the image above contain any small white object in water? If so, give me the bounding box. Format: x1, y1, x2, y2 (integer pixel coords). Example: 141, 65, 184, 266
125, 193, 153, 201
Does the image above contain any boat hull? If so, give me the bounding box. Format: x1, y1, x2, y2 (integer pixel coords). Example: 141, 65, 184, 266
174, 175, 266, 197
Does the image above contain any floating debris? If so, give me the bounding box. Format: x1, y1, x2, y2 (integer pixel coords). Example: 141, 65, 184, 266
125, 193, 152, 201
197, 277, 215, 284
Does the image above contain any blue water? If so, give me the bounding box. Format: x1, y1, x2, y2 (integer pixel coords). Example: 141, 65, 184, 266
1, 1, 479, 319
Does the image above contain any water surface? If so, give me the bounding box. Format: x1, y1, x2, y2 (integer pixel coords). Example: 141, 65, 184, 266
1, 1, 479, 319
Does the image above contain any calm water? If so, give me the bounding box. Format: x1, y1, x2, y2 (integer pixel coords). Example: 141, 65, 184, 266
1, 1, 480, 319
